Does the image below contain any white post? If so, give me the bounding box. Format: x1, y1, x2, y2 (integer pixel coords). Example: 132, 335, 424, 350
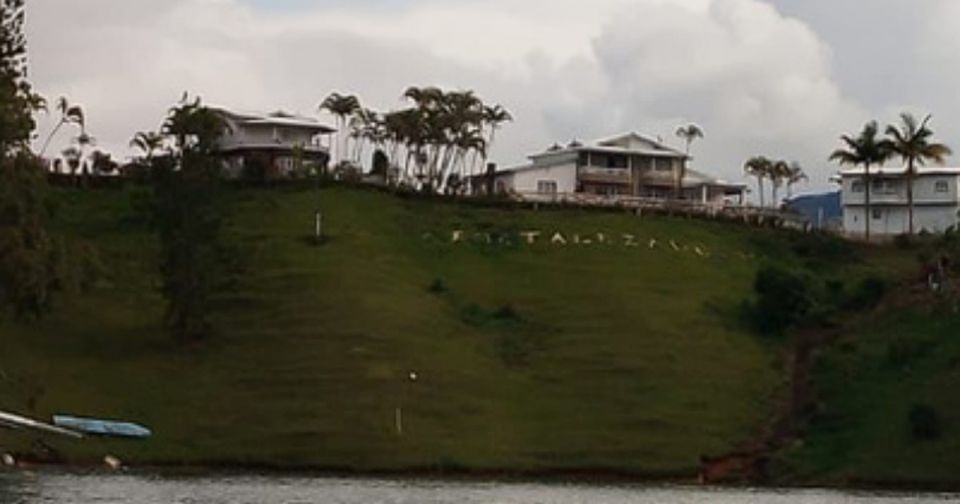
315, 211, 323, 243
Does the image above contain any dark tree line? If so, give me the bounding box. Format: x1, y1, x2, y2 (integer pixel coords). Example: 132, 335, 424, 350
0, 0, 96, 320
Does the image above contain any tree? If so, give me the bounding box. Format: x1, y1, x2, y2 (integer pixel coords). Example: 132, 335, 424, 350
39, 97, 84, 157
149, 94, 230, 342
785, 162, 808, 200
90, 150, 117, 176
130, 131, 165, 161
744, 156, 772, 207
830, 121, 891, 241
675, 124, 704, 198
883, 114, 953, 235
0, 0, 90, 319
319, 92, 360, 167
769, 160, 791, 208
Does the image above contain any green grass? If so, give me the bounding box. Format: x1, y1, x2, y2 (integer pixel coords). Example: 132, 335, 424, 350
0, 185, 902, 474
775, 307, 960, 487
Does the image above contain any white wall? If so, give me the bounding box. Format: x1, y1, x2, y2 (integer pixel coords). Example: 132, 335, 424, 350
219, 120, 319, 150
845, 205, 960, 236
507, 162, 579, 194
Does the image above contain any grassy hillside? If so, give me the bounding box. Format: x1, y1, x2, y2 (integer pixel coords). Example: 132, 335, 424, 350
775, 304, 960, 488
0, 185, 901, 475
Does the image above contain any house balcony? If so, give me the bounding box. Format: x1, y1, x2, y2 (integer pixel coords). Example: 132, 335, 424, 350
578, 166, 631, 185
845, 190, 957, 206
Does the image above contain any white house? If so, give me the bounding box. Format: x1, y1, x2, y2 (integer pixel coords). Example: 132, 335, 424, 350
475, 133, 745, 205
211, 108, 336, 179
840, 166, 960, 236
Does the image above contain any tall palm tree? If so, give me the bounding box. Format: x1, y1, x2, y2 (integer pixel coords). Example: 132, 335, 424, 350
675, 124, 704, 199
675, 124, 704, 155
319, 92, 361, 166
829, 121, 891, 241
479, 104, 512, 176
744, 156, 772, 207
40, 96, 84, 156
882, 114, 952, 235
770, 160, 791, 207
785, 162, 808, 199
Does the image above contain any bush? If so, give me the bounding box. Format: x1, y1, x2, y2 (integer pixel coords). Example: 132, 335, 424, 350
894, 233, 915, 250
427, 278, 447, 294
909, 404, 942, 441
747, 266, 813, 336
886, 338, 931, 368
847, 276, 888, 310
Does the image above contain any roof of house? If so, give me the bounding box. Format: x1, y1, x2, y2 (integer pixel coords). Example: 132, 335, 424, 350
839, 166, 960, 177
211, 107, 336, 133
528, 132, 688, 161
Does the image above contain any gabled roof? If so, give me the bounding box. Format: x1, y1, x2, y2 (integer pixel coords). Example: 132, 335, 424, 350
529, 132, 688, 161
210, 106, 336, 133
596, 132, 687, 157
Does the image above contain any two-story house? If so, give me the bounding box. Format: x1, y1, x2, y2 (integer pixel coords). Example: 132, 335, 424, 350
840, 166, 960, 236
212, 108, 335, 179
478, 133, 745, 205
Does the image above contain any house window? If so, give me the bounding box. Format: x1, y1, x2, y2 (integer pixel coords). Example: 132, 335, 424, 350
537, 180, 558, 195
872, 209, 882, 220
936, 180, 950, 193
851, 181, 864, 193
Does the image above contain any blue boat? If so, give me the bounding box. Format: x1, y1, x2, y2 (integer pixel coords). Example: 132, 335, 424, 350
52, 415, 152, 439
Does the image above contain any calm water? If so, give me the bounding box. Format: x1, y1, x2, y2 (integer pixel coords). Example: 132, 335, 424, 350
0, 472, 957, 504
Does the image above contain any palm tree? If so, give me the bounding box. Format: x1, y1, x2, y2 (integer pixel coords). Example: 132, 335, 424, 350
130, 131, 165, 161
40, 96, 84, 156
162, 94, 229, 155
675, 124, 704, 155
785, 162, 808, 199
675, 124, 704, 199
478, 104, 512, 176
829, 121, 891, 241
319, 92, 361, 166
744, 156, 772, 207
770, 160, 791, 207
883, 114, 953, 235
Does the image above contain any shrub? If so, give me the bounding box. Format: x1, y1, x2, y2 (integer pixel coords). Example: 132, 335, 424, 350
493, 303, 520, 321
894, 233, 915, 250
847, 276, 888, 310
748, 266, 813, 336
427, 278, 447, 294
909, 404, 942, 441
886, 337, 933, 368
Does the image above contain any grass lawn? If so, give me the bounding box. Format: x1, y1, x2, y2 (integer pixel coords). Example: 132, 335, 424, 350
0, 185, 904, 475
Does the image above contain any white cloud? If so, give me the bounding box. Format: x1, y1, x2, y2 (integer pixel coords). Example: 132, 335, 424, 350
25, 0, 873, 193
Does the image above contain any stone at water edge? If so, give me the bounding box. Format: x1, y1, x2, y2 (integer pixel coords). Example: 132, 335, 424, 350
104, 455, 123, 470
2, 453, 14, 467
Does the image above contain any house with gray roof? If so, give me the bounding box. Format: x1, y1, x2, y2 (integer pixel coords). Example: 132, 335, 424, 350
476, 132, 745, 205
211, 107, 336, 179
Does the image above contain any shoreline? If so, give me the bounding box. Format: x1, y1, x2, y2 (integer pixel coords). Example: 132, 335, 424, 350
4, 457, 960, 495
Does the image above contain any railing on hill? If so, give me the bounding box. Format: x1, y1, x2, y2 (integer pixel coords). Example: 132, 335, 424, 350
505, 191, 805, 228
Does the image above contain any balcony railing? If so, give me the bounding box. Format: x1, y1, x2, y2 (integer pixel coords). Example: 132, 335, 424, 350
578, 166, 631, 183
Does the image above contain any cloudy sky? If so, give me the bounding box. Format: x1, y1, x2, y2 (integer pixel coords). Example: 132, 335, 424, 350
24, 0, 960, 193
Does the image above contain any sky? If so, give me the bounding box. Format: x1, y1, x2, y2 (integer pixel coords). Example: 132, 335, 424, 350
24, 0, 960, 194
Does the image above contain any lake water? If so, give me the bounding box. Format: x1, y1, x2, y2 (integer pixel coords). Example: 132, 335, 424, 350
0, 472, 956, 504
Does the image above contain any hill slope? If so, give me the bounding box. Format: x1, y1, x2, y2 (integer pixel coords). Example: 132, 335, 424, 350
0, 186, 897, 475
